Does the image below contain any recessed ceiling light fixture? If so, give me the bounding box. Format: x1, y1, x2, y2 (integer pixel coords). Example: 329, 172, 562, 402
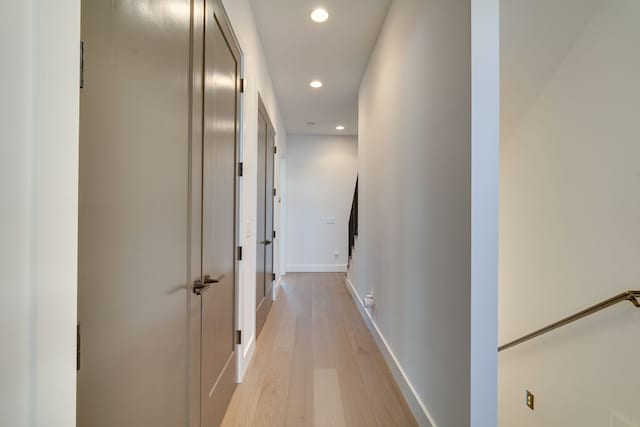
336, 125, 345, 130
310, 8, 329, 23
310, 80, 323, 89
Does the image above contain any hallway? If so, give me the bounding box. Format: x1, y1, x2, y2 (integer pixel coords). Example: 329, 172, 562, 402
221, 273, 417, 426
3, 0, 502, 425
7, 0, 640, 425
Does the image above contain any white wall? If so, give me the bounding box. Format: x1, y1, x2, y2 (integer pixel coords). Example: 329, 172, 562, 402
470, 0, 500, 424
499, 1, 640, 426
0, 1, 80, 426
355, 0, 499, 425
221, 0, 288, 379
286, 134, 358, 272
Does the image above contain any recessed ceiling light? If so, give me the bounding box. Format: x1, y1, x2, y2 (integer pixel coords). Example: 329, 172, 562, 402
336, 125, 345, 130
310, 8, 329, 23
310, 80, 323, 89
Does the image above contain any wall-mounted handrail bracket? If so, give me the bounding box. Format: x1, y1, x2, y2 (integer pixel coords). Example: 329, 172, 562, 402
627, 290, 640, 307
499, 289, 640, 352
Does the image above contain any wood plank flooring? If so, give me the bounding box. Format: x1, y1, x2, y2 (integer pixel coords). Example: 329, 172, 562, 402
221, 273, 418, 427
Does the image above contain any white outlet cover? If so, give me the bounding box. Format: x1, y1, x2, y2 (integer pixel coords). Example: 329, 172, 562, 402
326, 217, 336, 224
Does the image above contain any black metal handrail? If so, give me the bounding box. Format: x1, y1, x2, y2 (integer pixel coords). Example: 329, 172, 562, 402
348, 178, 358, 262
498, 290, 640, 352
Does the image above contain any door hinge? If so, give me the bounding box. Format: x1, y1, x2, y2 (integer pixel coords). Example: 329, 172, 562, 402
240, 78, 245, 93
80, 40, 85, 89
274, 146, 277, 154
237, 246, 243, 261
77, 323, 81, 371
273, 230, 277, 239
236, 330, 242, 345
272, 273, 276, 281
238, 162, 243, 177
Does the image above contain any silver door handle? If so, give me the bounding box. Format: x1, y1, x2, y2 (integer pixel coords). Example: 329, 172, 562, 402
193, 274, 224, 295
204, 274, 224, 284
193, 279, 210, 295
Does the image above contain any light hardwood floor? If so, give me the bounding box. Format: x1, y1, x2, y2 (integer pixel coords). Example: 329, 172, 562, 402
221, 273, 418, 427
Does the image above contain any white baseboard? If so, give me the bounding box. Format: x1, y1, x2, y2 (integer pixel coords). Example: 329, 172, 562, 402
238, 333, 255, 382
345, 277, 437, 427
273, 275, 282, 299
287, 264, 347, 273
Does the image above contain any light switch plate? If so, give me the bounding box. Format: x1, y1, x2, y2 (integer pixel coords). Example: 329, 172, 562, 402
327, 217, 336, 224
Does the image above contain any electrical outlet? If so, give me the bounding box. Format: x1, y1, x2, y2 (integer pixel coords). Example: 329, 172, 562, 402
526, 390, 534, 410
364, 292, 374, 309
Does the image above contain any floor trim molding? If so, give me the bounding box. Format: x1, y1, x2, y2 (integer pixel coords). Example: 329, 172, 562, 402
238, 332, 255, 382
287, 264, 347, 273
345, 277, 437, 427
273, 275, 282, 299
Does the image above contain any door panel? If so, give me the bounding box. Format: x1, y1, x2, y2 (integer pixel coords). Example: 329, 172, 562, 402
200, 6, 240, 426
265, 126, 275, 299
78, 1, 191, 426
255, 110, 268, 336
256, 99, 276, 338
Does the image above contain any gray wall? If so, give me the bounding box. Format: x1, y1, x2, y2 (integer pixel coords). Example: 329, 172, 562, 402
356, 0, 484, 425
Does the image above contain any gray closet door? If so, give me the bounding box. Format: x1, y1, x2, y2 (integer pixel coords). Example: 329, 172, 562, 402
78, 1, 192, 426
255, 97, 276, 338
256, 107, 268, 336
265, 124, 275, 304
198, 2, 241, 425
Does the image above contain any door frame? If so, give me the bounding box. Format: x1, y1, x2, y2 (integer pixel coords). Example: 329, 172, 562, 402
188, 1, 244, 425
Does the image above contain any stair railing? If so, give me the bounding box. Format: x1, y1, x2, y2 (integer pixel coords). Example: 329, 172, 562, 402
348, 178, 358, 263
499, 290, 640, 352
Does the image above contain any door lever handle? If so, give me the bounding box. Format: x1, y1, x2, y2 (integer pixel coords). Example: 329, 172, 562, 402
193, 274, 224, 295
193, 279, 210, 295
203, 274, 224, 284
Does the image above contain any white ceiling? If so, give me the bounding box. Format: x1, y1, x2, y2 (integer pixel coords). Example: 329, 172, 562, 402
250, 0, 391, 136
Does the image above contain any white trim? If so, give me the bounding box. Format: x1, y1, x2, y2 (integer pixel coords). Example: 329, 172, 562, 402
287, 264, 347, 273
344, 277, 437, 427
243, 333, 255, 359
273, 275, 282, 299
238, 333, 255, 382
